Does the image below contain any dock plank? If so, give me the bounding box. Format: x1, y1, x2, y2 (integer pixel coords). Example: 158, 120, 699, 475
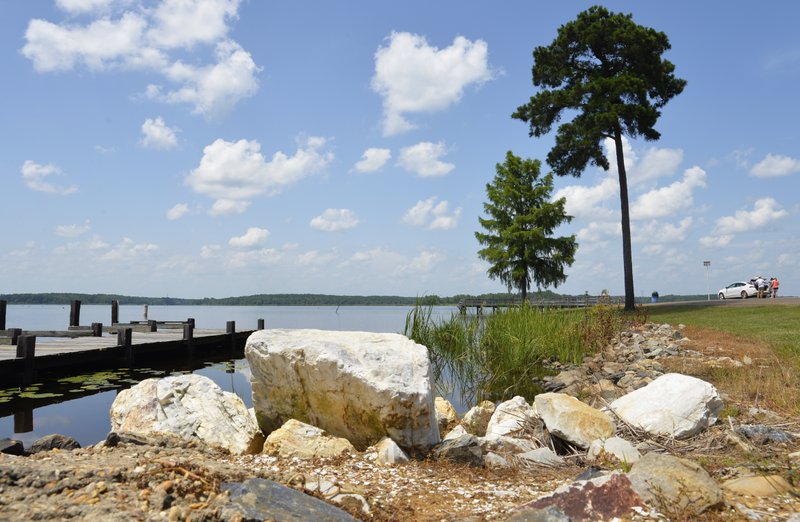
0, 329, 244, 362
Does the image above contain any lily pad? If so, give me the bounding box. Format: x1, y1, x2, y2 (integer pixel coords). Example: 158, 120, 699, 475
18, 392, 63, 399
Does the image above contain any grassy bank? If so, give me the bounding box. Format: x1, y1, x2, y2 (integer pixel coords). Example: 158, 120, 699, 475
404, 304, 633, 407
648, 301, 800, 416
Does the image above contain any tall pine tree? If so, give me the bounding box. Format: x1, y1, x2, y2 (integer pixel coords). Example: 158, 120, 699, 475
513, 6, 686, 309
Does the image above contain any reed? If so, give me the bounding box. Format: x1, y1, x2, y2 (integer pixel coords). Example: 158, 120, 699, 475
405, 303, 629, 406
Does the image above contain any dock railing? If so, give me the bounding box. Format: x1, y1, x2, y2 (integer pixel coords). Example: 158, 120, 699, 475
457, 294, 619, 313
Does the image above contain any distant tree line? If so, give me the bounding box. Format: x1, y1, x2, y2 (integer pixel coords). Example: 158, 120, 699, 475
0, 290, 707, 306
1, 291, 575, 306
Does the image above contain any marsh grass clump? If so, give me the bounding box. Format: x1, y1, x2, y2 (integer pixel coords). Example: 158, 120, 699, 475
405, 303, 629, 406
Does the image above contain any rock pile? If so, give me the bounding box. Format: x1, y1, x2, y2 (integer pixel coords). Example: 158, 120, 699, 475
4, 324, 797, 521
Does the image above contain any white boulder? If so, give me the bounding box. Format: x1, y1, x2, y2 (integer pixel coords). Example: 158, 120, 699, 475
110, 374, 263, 455
586, 436, 641, 465
607, 373, 723, 439
485, 396, 536, 438
534, 392, 615, 449
246, 329, 439, 451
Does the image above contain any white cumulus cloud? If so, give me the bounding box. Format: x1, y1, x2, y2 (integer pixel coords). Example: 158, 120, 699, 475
21, 160, 78, 195
140, 116, 178, 149
21, 1, 258, 117
166, 203, 189, 220
713, 198, 788, 234
554, 175, 618, 219
353, 147, 391, 173
749, 153, 800, 178
150, 40, 259, 117
631, 166, 706, 220
187, 136, 333, 213
56, 0, 114, 14
147, 0, 240, 49
310, 209, 359, 232
403, 197, 461, 230
371, 31, 493, 136
398, 141, 454, 177
229, 227, 270, 248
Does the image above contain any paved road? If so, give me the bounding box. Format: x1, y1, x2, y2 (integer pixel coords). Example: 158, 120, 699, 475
647, 297, 800, 308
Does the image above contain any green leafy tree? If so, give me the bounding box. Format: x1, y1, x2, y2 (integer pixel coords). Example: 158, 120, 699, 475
512, 6, 686, 310
476, 151, 577, 302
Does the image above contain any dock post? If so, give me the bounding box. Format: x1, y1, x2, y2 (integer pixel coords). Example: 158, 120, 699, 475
16, 335, 36, 386
187, 318, 195, 328
92, 322, 103, 337
13, 409, 33, 433
226, 321, 236, 351
0, 300, 6, 330
257, 318, 265, 330
117, 327, 133, 366
184, 322, 194, 357
147, 320, 157, 332
70, 300, 81, 327
111, 300, 119, 325
10, 328, 22, 345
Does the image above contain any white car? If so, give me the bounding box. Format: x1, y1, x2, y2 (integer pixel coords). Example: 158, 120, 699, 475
718, 281, 757, 299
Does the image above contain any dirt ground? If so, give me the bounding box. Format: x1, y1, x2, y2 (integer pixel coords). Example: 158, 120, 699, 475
1, 322, 799, 521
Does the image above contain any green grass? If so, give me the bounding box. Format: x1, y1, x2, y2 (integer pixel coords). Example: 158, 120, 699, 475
647, 302, 800, 359
405, 303, 631, 407
648, 301, 800, 415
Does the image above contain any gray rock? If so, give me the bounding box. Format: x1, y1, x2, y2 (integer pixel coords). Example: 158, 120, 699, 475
517, 447, 564, 467
736, 424, 795, 444
222, 478, 358, 521
0, 438, 25, 456
508, 505, 571, 521
29, 434, 81, 453
432, 433, 483, 467
628, 453, 723, 515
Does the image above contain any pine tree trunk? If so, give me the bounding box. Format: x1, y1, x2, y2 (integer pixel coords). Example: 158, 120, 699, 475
614, 129, 636, 310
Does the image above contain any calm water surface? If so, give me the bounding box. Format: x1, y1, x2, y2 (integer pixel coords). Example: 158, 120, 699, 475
1, 305, 459, 447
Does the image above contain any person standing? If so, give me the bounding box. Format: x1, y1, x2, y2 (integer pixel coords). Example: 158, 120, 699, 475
771, 276, 779, 298
756, 276, 765, 298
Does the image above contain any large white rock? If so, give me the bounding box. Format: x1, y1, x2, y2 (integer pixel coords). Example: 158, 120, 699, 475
485, 396, 536, 438
110, 374, 263, 455
607, 373, 723, 439
246, 329, 439, 451
534, 392, 615, 449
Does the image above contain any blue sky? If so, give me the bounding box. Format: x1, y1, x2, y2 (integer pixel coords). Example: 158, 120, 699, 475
1, 0, 798, 299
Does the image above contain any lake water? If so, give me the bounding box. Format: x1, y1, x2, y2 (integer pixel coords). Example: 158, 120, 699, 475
0, 304, 460, 448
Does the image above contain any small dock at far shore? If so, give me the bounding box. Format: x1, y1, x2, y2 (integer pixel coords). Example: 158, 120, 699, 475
457, 294, 618, 313
0, 299, 263, 386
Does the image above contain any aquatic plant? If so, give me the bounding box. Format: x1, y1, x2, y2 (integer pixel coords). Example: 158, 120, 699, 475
405, 303, 631, 406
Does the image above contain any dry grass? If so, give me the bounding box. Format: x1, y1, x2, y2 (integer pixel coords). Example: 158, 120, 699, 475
660, 326, 800, 417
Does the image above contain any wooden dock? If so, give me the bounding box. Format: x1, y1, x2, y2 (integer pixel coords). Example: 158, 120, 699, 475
457, 294, 619, 313
0, 299, 261, 386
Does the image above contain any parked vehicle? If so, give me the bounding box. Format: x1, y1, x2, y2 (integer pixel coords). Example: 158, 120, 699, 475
718, 281, 757, 299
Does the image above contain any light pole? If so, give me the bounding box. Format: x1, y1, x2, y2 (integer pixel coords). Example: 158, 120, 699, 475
704, 261, 711, 301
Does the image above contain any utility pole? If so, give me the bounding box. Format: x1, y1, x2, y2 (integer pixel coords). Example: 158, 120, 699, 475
704, 261, 711, 301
